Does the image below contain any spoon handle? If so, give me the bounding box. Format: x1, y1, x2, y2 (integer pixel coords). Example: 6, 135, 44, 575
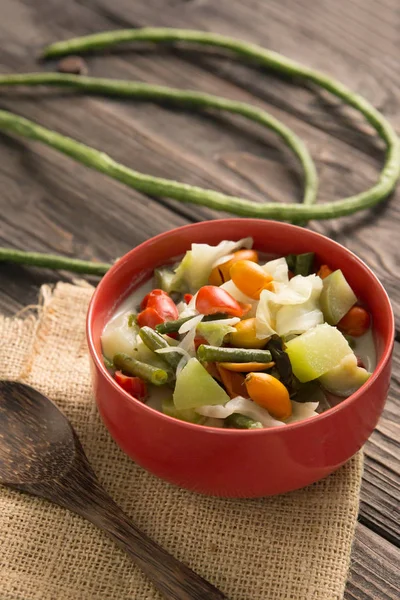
67, 480, 228, 600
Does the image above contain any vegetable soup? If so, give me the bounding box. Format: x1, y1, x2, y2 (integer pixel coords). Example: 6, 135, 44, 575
101, 238, 376, 429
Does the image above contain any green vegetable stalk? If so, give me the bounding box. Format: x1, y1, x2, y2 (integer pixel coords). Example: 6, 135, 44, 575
285, 252, 315, 276
155, 316, 196, 335
113, 353, 169, 385
197, 345, 273, 363
139, 326, 183, 370
0, 248, 111, 275
155, 314, 228, 334
42, 27, 400, 214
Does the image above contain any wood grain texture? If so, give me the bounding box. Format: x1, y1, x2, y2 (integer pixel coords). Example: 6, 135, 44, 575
0, 0, 399, 598
359, 345, 400, 545
346, 524, 400, 600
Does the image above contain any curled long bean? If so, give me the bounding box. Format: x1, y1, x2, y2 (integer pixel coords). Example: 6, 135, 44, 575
0, 73, 318, 210
39, 27, 400, 219
0, 27, 398, 222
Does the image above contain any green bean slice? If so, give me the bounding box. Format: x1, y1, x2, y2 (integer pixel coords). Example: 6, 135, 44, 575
197, 345, 272, 364
113, 353, 169, 385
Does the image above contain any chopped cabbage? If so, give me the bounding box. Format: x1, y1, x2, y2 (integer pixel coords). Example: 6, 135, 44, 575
178, 314, 204, 334
177, 300, 198, 319
156, 346, 190, 361
196, 318, 239, 346
196, 396, 286, 428
256, 274, 323, 338
176, 314, 204, 356
271, 274, 322, 305
255, 297, 277, 339
285, 401, 319, 423
275, 302, 324, 337
261, 257, 289, 283
171, 237, 253, 293
101, 312, 138, 361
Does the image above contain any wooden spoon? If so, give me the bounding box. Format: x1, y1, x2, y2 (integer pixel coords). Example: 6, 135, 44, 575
0, 381, 229, 599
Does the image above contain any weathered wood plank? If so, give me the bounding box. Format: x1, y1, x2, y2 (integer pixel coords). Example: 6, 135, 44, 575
345, 523, 400, 600
360, 344, 400, 545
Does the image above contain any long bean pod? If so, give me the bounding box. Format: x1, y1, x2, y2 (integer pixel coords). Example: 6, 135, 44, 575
0, 247, 111, 275
0, 72, 317, 211
39, 27, 400, 218
139, 326, 182, 369
0, 27, 398, 221
0, 105, 393, 222
197, 345, 272, 363
155, 316, 195, 334
113, 352, 169, 385
155, 313, 229, 334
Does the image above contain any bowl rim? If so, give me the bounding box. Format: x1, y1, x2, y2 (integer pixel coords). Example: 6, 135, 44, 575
87, 218, 394, 435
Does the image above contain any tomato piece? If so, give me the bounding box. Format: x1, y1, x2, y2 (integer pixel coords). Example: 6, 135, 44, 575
140, 289, 179, 323
195, 285, 250, 317
337, 306, 371, 337
114, 371, 147, 401
194, 336, 208, 352
137, 307, 164, 329
184, 293, 193, 304
140, 289, 166, 310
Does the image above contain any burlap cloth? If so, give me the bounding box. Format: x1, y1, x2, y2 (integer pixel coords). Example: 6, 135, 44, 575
0, 282, 363, 600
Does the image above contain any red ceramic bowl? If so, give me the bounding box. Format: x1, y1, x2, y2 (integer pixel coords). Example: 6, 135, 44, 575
87, 219, 394, 497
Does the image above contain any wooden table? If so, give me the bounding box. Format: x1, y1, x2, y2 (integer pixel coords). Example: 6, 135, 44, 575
1, 1, 399, 598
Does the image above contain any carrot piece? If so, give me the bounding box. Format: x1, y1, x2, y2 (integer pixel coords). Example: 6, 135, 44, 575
216, 365, 248, 398
317, 264, 333, 279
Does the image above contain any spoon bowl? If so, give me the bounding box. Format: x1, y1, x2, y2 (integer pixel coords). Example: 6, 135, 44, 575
0, 381, 75, 485
0, 380, 228, 600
